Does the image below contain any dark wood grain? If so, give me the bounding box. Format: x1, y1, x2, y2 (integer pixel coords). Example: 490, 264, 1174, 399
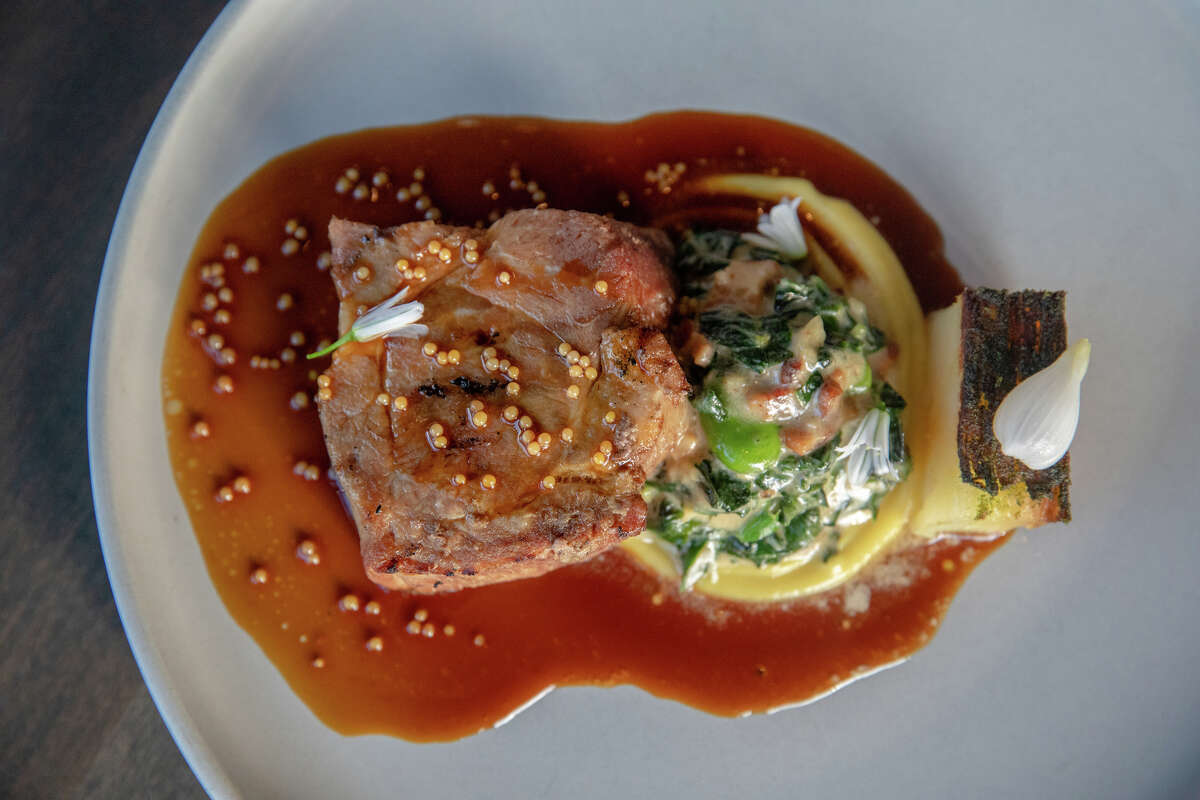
0, 2, 228, 797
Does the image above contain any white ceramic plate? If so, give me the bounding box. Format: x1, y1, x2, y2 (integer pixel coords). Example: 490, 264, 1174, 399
89, 0, 1200, 796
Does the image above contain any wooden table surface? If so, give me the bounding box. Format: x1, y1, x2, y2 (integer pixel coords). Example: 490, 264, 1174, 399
1, 3, 228, 797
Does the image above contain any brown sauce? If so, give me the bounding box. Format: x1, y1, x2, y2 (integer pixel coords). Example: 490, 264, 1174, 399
162, 111, 1000, 741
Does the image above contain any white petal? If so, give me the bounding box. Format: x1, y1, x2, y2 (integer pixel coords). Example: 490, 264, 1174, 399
871, 412, 894, 478
351, 287, 427, 342
767, 200, 796, 234
741, 231, 779, 250
993, 339, 1090, 470
847, 447, 870, 488
840, 407, 878, 455
839, 410, 874, 487
744, 197, 808, 259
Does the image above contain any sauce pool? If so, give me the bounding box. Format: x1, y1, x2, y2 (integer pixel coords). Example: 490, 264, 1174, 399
162, 111, 1000, 741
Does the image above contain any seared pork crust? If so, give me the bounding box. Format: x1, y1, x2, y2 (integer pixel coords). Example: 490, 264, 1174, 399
319, 210, 687, 592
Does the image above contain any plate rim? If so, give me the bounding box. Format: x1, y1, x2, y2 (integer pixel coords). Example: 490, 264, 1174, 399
87, 2, 251, 797
82, 1, 1200, 797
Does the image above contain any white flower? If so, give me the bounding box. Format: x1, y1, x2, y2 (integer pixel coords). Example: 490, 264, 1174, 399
838, 408, 896, 489
742, 196, 808, 259
308, 287, 427, 359
352, 289, 427, 341
993, 339, 1090, 470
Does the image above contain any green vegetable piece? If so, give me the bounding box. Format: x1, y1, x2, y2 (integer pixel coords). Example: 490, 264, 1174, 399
738, 512, 777, 543
880, 382, 907, 410
693, 387, 727, 420
784, 508, 821, 547
696, 388, 781, 475
695, 459, 754, 511
851, 360, 872, 392
799, 371, 824, 403
700, 409, 782, 474
676, 230, 741, 275
698, 309, 793, 372
774, 275, 835, 318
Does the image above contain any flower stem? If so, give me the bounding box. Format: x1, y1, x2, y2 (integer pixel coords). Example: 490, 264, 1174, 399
307, 329, 356, 359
